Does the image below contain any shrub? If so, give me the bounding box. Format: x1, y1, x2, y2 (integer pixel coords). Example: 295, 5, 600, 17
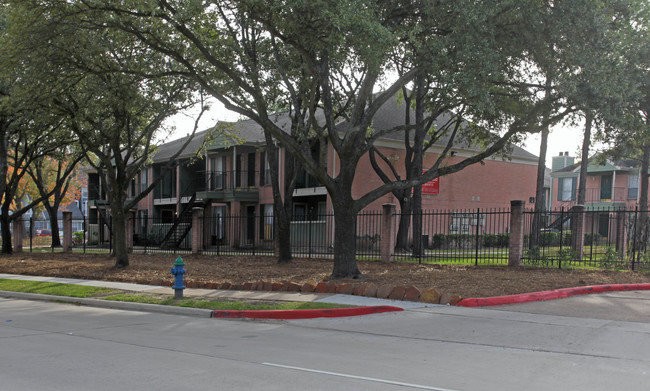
482, 234, 499, 247
497, 233, 509, 247
599, 247, 623, 270
584, 233, 601, 246
72, 231, 85, 245
539, 231, 558, 246
556, 248, 577, 264
524, 246, 549, 267
431, 234, 446, 249
561, 231, 573, 246
447, 234, 475, 249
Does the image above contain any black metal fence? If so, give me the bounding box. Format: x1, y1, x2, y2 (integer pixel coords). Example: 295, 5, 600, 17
393, 208, 511, 265
11, 206, 650, 271
524, 207, 650, 271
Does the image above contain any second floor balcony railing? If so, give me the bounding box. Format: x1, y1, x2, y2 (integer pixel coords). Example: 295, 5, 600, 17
557, 186, 638, 205
205, 170, 258, 191
295, 170, 322, 189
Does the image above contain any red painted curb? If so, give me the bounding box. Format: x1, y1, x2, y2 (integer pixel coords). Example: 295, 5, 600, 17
211, 305, 404, 319
457, 283, 650, 307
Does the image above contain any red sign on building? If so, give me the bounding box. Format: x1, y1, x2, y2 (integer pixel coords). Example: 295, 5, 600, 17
422, 175, 439, 194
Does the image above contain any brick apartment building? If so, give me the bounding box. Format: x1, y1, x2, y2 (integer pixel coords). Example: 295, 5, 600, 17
86, 95, 540, 250
550, 152, 645, 239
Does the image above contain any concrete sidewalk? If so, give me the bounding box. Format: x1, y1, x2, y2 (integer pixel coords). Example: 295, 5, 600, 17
488, 290, 650, 323
3, 273, 650, 322
0, 273, 432, 318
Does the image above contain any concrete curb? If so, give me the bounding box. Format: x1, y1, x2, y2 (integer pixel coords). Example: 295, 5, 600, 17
0, 291, 214, 318
0, 290, 404, 319
457, 283, 650, 307
211, 305, 404, 319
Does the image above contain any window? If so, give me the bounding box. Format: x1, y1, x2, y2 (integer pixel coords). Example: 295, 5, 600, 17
260, 150, 274, 186
138, 169, 148, 193
212, 206, 225, 240
628, 174, 639, 199
161, 209, 175, 224
259, 204, 274, 240
558, 177, 576, 201
317, 203, 327, 221
138, 210, 148, 234
294, 204, 307, 221
209, 156, 225, 190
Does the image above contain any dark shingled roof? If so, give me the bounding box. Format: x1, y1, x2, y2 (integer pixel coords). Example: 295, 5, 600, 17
155, 94, 538, 162
359, 94, 537, 161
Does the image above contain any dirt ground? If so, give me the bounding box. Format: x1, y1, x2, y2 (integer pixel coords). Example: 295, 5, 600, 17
2, 252, 650, 299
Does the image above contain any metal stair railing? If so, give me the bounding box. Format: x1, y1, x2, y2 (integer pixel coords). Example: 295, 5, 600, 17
159, 192, 197, 249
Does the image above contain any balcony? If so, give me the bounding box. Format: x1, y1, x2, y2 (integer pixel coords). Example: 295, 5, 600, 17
556, 186, 637, 209
293, 170, 326, 197
127, 183, 151, 203
196, 170, 259, 203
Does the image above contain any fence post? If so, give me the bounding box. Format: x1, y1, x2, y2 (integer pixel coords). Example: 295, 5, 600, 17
191, 207, 203, 254
29, 216, 33, 253
508, 200, 525, 267
62, 211, 72, 253
615, 209, 627, 260
82, 215, 86, 253
631, 207, 638, 270
475, 208, 481, 266
570, 204, 585, 260
308, 218, 313, 258
14, 219, 23, 253
381, 203, 396, 263
203, 205, 211, 251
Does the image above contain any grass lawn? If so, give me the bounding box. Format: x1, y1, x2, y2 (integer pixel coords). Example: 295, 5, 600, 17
0, 279, 348, 311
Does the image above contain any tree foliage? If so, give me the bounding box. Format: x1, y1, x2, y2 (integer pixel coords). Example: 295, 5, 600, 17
8, 0, 648, 276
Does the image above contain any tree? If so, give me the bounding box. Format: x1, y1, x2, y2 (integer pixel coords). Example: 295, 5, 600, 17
598, 1, 650, 256
8, 1, 209, 266
0, 4, 78, 253
37, 0, 644, 276
59, 48, 206, 268
28, 154, 85, 247
59, 0, 591, 277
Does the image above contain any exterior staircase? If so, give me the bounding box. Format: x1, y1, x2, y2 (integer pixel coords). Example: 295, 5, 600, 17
546, 205, 580, 230
160, 193, 204, 249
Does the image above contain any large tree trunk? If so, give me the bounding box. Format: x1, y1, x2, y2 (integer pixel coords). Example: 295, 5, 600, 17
44, 203, 62, 248
411, 77, 425, 257
577, 112, 592, 205
330, 196, 362, 279
530, 123, 549, 249
265, 134, 297, 264
1, 203, 12, 254
395, 190, 412, 250
636, 143, 650, 256
572, 112, 592, 256
276, 206, 292, 263
110, 192, 129, 268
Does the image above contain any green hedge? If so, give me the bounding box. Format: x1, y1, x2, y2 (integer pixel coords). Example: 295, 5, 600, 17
528, 231, 601, 247
429, 233, 509, 249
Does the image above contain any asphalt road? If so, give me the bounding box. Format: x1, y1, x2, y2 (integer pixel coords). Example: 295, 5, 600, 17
2, 294, 649, 391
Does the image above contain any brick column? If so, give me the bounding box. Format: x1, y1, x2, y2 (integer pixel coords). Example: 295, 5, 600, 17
191, 207, 204, 254
570, 205, 585, 259
616, 209, 627, 257
13, 220, 23, 253
126, 211, 134, 253
203, 204, 211, 249
62, 211, 72, 253
381, 203, 396, 263
508, 200, 525, 266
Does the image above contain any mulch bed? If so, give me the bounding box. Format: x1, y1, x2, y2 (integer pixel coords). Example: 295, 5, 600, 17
2, 252, 650, 301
